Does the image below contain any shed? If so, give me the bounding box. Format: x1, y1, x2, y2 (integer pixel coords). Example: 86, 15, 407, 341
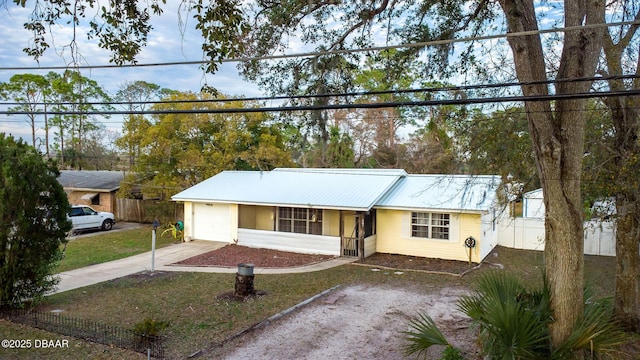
522, 188, 545, 218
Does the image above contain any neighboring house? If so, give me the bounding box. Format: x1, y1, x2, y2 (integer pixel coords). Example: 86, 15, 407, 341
171, 168, 502, 263
57, 170, 124, 215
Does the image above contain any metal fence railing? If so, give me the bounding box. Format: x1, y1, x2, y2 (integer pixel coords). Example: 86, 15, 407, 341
2, 308, 165, 359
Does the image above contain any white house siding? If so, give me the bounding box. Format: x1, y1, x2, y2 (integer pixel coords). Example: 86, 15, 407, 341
192, 203, 238, 242
364, 235, 377, 258
237, 229, 340, 256
183, 202, 194, 241
480, 211, 498, 260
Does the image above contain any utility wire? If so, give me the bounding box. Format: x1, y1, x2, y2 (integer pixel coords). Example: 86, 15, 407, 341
0, 20, 637, 71
1, 89, 637, 116
1, 73, 637, 108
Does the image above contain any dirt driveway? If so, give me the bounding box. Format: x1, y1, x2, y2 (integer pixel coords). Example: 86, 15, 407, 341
208, 284, 479, 360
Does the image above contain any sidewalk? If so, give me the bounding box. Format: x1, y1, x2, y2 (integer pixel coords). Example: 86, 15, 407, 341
53, 241, 355, 294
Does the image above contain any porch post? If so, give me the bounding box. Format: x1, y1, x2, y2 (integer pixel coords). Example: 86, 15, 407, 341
358, 212, 365, 260
339, 210, 344, 256
272, 206, 277, 231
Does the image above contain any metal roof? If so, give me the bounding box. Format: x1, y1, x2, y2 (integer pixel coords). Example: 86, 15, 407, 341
272, 168, 407, 176
172, 168, 407, 211
374, 174, 501, 212
57, 170, 125, 192
172, 169, 501, 213
523, 188, 543, 199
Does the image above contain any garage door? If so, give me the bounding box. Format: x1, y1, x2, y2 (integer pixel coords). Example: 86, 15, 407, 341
193, 203, 233, 241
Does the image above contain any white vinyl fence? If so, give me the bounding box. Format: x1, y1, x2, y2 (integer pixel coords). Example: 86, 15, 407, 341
497, 217, 617, 256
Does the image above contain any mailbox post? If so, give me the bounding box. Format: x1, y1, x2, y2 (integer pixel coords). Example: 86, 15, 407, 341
151, 219, 160, 271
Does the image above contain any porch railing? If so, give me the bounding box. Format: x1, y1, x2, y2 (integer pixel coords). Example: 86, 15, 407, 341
342, 236, 358, 257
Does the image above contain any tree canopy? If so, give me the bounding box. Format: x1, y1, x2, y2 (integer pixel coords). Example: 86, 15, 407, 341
119, 91, 294, 199
10, 0, 248, 74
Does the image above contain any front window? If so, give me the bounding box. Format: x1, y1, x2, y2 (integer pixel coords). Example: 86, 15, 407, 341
278, 207, 323, 235
412, 212, 450, 240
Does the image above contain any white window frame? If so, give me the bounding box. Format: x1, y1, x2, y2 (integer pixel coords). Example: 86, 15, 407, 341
411, 212, 450, 240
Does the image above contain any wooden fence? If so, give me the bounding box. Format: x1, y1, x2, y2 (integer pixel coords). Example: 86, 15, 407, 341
116, 198, 183, 224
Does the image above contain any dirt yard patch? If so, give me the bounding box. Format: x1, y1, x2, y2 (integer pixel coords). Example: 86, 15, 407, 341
176, 245, 484, 359
206, 284, 480, 359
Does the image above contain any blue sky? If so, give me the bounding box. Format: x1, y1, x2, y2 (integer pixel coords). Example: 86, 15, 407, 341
0, 4, 263, 141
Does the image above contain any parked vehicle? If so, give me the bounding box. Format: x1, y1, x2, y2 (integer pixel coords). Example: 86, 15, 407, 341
68, 205, 115, 233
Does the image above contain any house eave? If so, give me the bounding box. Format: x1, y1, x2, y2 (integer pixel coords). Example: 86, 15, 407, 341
64, 187, 119, 193
172, 198, 371, 212
373, 205, 488, 214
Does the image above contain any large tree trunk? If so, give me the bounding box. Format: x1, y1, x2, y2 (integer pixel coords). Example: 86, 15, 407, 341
615, 196, 640, 331
608, 90, 640, 333
609, 91, 640, 332
498, 0, 604, 348
603, 24, 640, 332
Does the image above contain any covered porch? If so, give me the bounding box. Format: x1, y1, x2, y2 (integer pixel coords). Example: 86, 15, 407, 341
237, 204, 376, 259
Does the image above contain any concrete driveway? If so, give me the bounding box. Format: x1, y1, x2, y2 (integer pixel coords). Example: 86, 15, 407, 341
67, 221, 146, 239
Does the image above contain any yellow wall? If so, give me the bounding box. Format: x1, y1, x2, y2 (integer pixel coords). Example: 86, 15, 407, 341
323, 210, 340, 236
238, 206, 339, 235
256, 206, 275, 230
238, 205, 256, 228
342, 210, 357, 238
376, 209, 483, 263
238, 205, 275, 231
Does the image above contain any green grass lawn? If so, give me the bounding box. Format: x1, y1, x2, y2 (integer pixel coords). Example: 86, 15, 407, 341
1, 246, 631, 359
56, 226, 180, 273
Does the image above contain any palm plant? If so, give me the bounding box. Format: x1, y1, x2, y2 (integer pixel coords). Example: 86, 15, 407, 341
457, 271, 552, 359
553, 291, 628, 359
403, 271, 627, 360
403, 313, 452, 358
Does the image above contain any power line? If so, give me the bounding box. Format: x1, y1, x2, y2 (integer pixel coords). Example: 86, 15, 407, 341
0, 104, 620, 126
1, 89, 637, 116
0, 20, 637, 72
1, 73, 638, 108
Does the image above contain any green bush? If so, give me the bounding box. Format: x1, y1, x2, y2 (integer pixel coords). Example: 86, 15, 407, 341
403, 271, 627, 360
134, 318, 170, 336
133, 318, 169, 348
440, 346, 466, 360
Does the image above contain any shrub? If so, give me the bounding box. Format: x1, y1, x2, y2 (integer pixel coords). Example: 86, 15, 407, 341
403, 271, 627, 359
133, 318, 169, 348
